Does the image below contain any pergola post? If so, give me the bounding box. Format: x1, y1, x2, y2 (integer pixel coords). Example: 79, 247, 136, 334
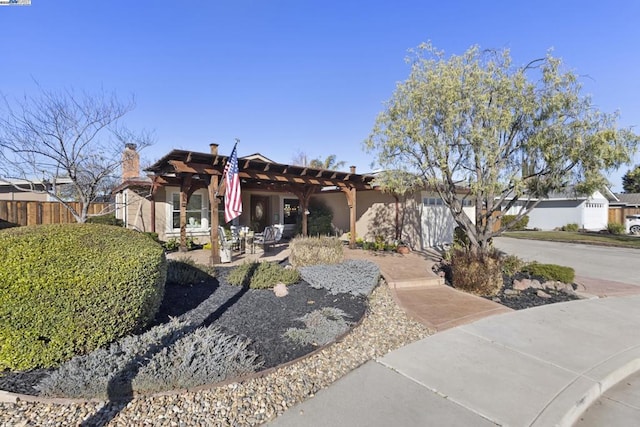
208, 174, 221, 265
342, 186, 357, 248
178, 174, 193, 252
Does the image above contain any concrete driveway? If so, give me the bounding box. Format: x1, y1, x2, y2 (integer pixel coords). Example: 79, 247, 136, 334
494, 237, 640, 289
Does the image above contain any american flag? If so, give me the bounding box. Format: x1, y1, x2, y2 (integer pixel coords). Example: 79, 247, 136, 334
223, 143, 242, 223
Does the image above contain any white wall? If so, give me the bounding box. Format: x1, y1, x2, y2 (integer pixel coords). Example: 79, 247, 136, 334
503, 190, 609, 231
581, 191, 608, 231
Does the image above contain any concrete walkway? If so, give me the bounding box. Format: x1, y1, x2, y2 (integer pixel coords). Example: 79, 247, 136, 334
268, 296, 640, 426
343, 248, 513, 331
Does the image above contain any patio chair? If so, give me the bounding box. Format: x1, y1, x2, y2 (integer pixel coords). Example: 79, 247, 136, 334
218, 226, 233, 263
254, 225, 276, 252
273, 224, 284, 243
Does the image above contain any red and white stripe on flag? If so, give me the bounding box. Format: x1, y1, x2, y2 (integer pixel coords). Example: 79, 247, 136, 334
223, 143, 242, 223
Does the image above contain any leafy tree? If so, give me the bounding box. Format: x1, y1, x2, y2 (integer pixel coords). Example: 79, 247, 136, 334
622, 165, 640, 193
365, 43, 638, 254
0, 86, 153, 222
309, 154, 346, 171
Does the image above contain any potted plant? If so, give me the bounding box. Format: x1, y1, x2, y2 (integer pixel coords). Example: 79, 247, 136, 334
396, 241, 410, 254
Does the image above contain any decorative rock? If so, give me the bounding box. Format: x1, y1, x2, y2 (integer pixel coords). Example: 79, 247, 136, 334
503, 289, 519, 296
513, 279, 531, 291
273, 283, 289, 297
529, 279, 542, 289
537, 290, 552, 299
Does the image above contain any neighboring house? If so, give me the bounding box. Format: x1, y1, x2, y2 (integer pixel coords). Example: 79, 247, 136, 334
113, 144, 476, 250
0, 178, 74, 201
501, 188, 617, 231
609, 193, 640, 225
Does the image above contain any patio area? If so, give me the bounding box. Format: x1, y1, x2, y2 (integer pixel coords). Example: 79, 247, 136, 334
166, 241, 291, 266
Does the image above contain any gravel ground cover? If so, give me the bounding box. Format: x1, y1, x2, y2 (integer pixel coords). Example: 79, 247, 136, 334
0, 281, 431, 426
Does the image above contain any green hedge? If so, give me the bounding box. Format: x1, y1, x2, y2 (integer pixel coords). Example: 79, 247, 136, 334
501, 215, 529, 231
0, 223, 167, 370
521, 263, 575, 284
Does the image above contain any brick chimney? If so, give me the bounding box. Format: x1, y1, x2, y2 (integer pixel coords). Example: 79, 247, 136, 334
122, 143, 140, 182
210, 143, 218, 155
350, 165, 356, 174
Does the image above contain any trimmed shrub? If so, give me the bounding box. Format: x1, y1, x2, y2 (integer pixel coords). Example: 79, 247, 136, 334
501, 215, 529, 231
86, 214, 124, 227
296, 199, 333, 236
166, 257, 215, 286
0, 223, 167, 370
606, 222, 626, 235
289, 236, 343, 267
561, 223, 579, 232
36, 318, 262, 399
299, 259, 380, 296
501, 254, 526, 276
450, 249, 503, 296
227, 261, 300, 289
521, 263, 575, 284
284, 308, 352, 347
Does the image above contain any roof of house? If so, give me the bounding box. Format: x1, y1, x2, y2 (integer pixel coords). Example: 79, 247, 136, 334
138, 148, 376, 195
501, 187, 616, 202
614, 193, 640, 206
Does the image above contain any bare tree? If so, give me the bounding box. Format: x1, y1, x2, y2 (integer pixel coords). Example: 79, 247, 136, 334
0, 86, 153, 222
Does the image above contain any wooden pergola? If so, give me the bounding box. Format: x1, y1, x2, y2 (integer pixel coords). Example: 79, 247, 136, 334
145, 144, 375, 264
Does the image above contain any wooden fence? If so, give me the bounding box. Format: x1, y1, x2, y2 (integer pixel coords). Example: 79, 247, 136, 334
0, 201, 111, 228
608, 207, 640, 225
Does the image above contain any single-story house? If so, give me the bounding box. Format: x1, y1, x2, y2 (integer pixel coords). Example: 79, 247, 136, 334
500, 188, 617, 231
112, 144, 476, 260
609, 193, 640, 224
0, 178, 74, 201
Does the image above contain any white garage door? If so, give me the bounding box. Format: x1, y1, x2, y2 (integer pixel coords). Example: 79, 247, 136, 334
421, 195, 475, 248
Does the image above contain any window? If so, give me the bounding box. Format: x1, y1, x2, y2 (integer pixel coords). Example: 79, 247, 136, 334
172, 193, 207, 229
283, 198, 300, 225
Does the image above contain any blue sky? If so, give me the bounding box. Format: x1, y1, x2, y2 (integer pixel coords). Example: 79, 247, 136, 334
2, 1, 639, 191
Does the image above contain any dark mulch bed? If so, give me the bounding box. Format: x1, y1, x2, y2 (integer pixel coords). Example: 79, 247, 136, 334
0, 267, 368, 396
488, 273, 580, 310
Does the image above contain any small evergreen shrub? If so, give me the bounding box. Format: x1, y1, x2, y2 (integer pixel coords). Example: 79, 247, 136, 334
164, 238, 180, 251
450, 249, 503, 296
166, 257, 215, 285
501, 254, 526, 276
521, 263, 575, 284
295, 199, 333, 236
289, 236, 343, 267
299, 259, 380, 296
36, 318, 262, 399
227, 261, 300, 289
0, 223, 166, 370
143, 232, 160, 242
86, 214, 124, 227
561, 223, 579, 232
501, 215, 529, 231
284, 308, 351, 347
606, 222, 626, 235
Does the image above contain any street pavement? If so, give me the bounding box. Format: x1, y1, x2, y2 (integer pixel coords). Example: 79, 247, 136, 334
493, 237, 640, 286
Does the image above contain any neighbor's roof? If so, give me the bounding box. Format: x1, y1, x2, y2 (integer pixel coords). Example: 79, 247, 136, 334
615, 193, 640, 206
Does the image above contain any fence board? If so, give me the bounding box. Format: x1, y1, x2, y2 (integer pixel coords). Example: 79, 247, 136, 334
0, 201, 110, 226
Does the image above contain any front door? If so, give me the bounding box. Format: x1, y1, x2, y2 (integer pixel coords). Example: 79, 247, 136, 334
251, 195, 269, 232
